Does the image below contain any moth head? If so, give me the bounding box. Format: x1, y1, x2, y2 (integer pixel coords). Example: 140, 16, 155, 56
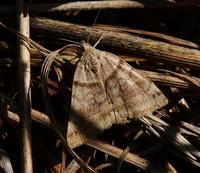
81, 42, 101, 73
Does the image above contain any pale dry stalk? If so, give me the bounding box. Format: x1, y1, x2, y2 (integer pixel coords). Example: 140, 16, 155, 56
17, 0, 33, 173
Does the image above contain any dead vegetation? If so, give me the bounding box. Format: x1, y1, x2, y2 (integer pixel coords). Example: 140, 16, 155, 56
0, 1, 200, 173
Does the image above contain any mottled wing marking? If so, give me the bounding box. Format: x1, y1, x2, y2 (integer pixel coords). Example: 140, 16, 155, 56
67, 43, 168, 148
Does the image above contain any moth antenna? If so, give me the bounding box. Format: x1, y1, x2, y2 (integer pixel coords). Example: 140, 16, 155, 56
87, 9, 101, 43
61, 38, 82, 46
93, 31, 106, 48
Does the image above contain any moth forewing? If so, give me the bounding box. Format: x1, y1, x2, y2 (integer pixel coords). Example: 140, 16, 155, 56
67, 43, 168, 148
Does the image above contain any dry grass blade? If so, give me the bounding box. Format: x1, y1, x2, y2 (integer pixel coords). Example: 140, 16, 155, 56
158, 112, 200, 136
115, 130, 144, 173
64, 149, 93, 173
40, 46, 97, 173
140, 115, 200, 164
0, 22, 50, 56
179, 122, 200, 136
64, 159, 81, 173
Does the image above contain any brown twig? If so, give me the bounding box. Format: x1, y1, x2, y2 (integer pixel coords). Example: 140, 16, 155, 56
94, 24, 199, 49
0, 1, 144, 15
140, 70, 200, 90
29, 1, 145, 12
1, 0, 200, 15
31, 17, 200, 69
86, 139, 150, 171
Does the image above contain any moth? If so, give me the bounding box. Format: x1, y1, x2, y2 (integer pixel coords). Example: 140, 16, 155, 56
67, 42, 168, 148
38, 36, 199, 162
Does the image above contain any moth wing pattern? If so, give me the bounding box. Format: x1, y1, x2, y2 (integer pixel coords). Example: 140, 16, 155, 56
67, 44, 168, 148
102, 50, 168, 120
67, 48, 114, 148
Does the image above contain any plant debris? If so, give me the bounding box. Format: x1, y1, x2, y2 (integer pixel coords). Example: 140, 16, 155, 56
0, 1, 200, 173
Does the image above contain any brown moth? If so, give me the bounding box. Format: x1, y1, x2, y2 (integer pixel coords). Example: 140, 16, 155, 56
67, 42, 168, 148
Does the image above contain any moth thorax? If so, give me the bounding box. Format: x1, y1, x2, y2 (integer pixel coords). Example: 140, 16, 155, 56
83, 51, 101, 73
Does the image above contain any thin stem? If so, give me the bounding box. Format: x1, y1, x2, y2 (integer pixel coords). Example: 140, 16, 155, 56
17, 0, 33, 173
